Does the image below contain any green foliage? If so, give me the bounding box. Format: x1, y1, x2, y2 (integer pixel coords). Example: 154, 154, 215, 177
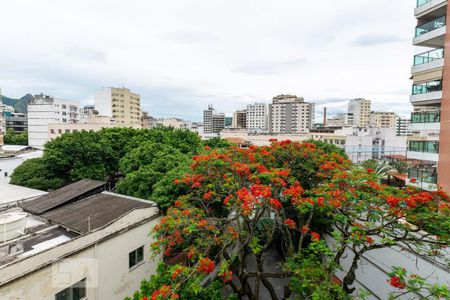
1, 94, 33, 114
202, 137, 231, 149
151, 164, 192, 211
116, 166, 162, 200
4, 128, 28, 145
306, 139, 347, 158
10, 158, 64, 190
10, 128, 198, 196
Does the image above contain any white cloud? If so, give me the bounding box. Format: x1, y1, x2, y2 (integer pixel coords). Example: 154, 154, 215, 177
0, 0, 417, 121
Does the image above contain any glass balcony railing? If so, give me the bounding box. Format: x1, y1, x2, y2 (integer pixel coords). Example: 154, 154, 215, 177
412, 80, 442, 94
408, 141, 439, 153
414, 48, 444, 65
415, 15, 446, 37
417, 0, 431, 7
411, 111, 440, 123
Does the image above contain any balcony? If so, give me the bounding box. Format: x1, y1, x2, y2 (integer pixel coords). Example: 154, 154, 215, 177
415, 0, 447, 18
411, 48, 444, 74
413, 15, 446, 47
410, 80, 442, 104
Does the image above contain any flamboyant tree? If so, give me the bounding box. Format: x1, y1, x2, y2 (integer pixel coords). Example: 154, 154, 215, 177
129, 140, 450, 300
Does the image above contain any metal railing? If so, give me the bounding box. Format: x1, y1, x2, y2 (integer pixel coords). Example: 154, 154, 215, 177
415, 15, 446, 37
413, 48, 444, 65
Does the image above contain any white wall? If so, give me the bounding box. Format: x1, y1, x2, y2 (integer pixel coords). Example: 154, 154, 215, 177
95, 88, 112, 117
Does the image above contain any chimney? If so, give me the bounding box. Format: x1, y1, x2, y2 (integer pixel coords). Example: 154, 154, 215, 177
323, 107, 327, 127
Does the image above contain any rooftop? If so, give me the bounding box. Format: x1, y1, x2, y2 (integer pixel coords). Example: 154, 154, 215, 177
20, 179, 106, 214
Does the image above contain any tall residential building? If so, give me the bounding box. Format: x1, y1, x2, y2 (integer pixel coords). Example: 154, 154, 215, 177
232, 110, 247, 129
268, 95, 315, 134
95, 87, 141, 127
0, 88, 5, 135
348, 98, 371, 127
246, 103, 268, 132
369, 112, 397, 128
28, 94, 80, 148
408, 1, 448, 191
396, 117, 411, 136
203, 105, 225, 136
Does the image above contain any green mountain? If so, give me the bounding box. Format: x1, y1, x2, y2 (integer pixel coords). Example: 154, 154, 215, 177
1, 94, 34, 114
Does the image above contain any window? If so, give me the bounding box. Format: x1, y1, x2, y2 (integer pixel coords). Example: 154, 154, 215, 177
58, 129, 62, 134
55, 278, 86, 300
50, 129, 55, 134
129, 246, 144, 268
62, 104, 67, 109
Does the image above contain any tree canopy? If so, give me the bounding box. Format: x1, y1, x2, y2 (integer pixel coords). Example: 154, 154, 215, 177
4, 128, 28, 145
129, 140, 450, 300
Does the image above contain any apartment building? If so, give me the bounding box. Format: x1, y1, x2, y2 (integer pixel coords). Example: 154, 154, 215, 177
408, 0, 448, 191
5, 113, 27, 133
203, 105, 225, 137
95, 87, 141, 127
348, 98, 371, 127
246, 103, 268, 132
232, 110, 247, 129
369, 112, 397, 128
28, 94, 80, 149
154, 117, 193, 130
309, 127, 407, 163
268, 95, 315, 134
396, 117, 411, 136
0, 180, 160, 300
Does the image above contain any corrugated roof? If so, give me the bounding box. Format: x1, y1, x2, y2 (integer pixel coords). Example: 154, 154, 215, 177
20, 179, 106, 214
41, 192, 155, 234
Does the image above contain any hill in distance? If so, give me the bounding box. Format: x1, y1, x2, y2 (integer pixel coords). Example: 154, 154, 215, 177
1, 94, 34, 114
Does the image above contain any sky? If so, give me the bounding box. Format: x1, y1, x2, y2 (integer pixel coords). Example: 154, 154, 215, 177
0, 0, 418, 121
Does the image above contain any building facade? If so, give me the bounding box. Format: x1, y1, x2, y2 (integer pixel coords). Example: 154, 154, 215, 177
348, 98, 371, 127
203, 105, 225, 137
27, 94, 80, 149
5, 113, 27, 133
408, 0, 448, 191
95, 87, 141, 127
268, 95, 315, 134
370, 112, 397, 128
232, 110, 247, 129
396, 117, 411, 136
246, 103, 268, 132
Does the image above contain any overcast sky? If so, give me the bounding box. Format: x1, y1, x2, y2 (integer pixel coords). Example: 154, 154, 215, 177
0, 0, 417, 121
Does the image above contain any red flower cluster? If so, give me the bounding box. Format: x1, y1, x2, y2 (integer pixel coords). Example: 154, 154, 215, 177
250, 184, 272, 198
389, 276, 406, 289
203, 191, 214, 201
219, 270, 233, 283
151, 285, 179, 300
171, 268, 183, 280
197, 257, 215, 274
283, 218, 296, 229
311, 231, 321, 242
269, 198, 282, 210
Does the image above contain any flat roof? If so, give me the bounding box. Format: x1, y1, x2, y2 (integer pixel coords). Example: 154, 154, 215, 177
0, 184, 48, 205
20, 179, 106, 214
41, 192, 155, 234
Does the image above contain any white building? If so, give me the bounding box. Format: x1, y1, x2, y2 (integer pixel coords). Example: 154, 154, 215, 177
0, 180, 161, 300
27, 94, 80, 149
154, 117, 193, 130
268, 95, 315, 134
246, 103, 267, 133
309, 127, 407, 163
348, 98, 371, 127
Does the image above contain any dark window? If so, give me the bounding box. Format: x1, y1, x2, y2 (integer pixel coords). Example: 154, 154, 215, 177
55, 278, 86, 300
129, 246, 144, 268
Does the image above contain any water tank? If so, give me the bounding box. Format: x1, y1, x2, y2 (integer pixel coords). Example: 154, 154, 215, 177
0, 211, 27, 242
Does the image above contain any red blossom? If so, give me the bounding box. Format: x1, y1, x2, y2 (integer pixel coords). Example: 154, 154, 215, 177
301, 225, 309, 234
389, 276, 406, 289
283, 218, 296, 229
203, 191, 213, 201
197, 257, 215, 274
367, 168, 374, 173
311, 231, 321, 242
174, 200, 182, 207
269, 198, 282, 210
172, 268, 183, 280
219, 270, 233, 283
